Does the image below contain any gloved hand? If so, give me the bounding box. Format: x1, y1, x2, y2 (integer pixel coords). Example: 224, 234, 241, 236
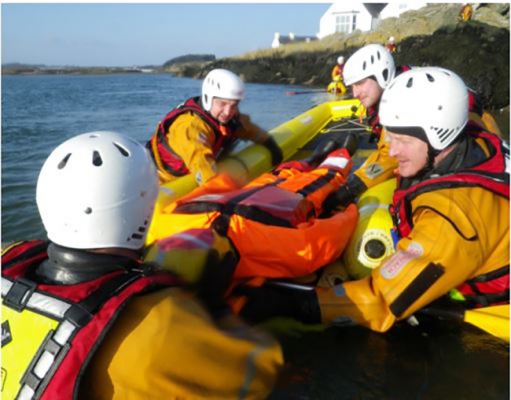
234, 282, 321, 325
262, 136, 284, 166
321, 175, 367, 216
197, 250, 238, 319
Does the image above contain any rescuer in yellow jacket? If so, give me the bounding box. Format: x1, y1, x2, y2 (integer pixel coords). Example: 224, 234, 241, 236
1, 132, 282, 400
459, 3, 474, 22
235, 67, 510, 332
331, 56, 345, 82
326, 44, 491, 214
148, 68, 283, 185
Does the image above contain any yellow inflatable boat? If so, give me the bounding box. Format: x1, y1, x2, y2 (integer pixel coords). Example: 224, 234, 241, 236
147, 98, 369, 244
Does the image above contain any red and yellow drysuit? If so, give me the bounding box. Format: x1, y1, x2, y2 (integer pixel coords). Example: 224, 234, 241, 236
1, 240, 283, 400
316, 126, 510, 332
331, 64, 344, 82
385, 43, 397, 54
151, 148, 358, 281
459, 4, 474, 22
148, 97, 270, 184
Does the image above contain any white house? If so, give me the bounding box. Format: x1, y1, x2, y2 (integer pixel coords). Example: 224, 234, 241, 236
272, 32, 318, 49
317, 3, 428, 39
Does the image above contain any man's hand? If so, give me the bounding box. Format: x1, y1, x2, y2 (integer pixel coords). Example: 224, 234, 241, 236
262, 136, 284, 166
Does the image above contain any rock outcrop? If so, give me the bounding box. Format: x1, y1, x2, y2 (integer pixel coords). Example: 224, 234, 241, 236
174, 4, 509, 111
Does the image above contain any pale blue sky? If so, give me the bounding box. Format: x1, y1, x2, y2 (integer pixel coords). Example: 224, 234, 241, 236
1, 3, 331, 67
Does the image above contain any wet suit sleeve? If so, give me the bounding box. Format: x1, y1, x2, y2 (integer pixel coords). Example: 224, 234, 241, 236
317, 190, 489, 332
80, 287, 283, 399
235, 113, 269, 143
331, 65, 341, 81
236, 114, 283, 166
167, 113, 219, 184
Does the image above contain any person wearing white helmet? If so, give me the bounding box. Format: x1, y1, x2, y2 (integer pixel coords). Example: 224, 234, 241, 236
385, 36, 397, 53
234, 67, 509, 333
148, 68, 283, 185
323, 44, 411, 214
1, 131, 283, 399
331, 55, 345, 82
324, 44, 485, 214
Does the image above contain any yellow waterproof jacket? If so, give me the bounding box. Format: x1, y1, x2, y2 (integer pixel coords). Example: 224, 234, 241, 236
161, 112, 268, 184
353, 128, 398, 190
318, 181, 509, 332
459, 4, 473, 21
81, 287, 283, 399
318, 184, 509, 331
331, 65, 343, 82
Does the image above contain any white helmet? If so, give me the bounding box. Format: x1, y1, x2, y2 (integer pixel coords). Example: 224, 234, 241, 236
201, 69, 245, 112
379, 67, 469, 150
36, 131, 159, 250
337, 56, 345, 65
343, 44, 395, 89
389, 36, 395, 43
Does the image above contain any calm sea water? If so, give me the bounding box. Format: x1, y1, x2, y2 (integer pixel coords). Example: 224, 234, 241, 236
1, 73, 331, 243
2, 74, 509, 399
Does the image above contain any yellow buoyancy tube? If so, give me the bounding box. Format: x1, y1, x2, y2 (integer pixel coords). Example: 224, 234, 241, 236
343, 178, 397, 279
317, 178, 397, 287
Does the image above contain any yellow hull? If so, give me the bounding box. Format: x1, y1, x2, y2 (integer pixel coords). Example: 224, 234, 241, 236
147, 98, 364, 244
327, 81, 347, 95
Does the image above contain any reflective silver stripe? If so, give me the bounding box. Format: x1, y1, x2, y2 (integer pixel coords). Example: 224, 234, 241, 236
18, 384, 35, 400
1, 277, 13, 296
2, 277, 72, 318
53, 320, 77, 346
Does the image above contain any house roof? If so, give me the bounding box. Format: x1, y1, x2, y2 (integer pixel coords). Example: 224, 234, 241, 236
277, 35, 317, 44
364, 3, 388, 18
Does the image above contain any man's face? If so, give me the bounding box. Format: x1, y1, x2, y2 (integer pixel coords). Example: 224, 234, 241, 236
351, 78, 383, 108
209, 98, 239, 124
387, 130, 429, 177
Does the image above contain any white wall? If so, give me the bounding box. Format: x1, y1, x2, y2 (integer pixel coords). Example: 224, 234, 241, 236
317, 3, 373, 39
318, 2, 429, 39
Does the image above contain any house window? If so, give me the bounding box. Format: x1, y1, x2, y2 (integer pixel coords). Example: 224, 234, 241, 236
335, 14, 354, 33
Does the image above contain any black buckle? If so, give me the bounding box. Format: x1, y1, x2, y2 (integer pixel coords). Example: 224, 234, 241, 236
4, 278, 37, 312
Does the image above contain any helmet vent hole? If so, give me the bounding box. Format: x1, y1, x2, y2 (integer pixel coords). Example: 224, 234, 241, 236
84, 207, 92, 215
131, 233, 143, 240
382, 69, 389, 81
113, 142, 130, 157
58, 153, 72, 169
438, 105, 443, 110
92, 151, 103, 166
362, 61, 366, 70
377, 51, 381, 60
426, 74, 435, 82
370, 55, 374, 64
406, 78, 413, 88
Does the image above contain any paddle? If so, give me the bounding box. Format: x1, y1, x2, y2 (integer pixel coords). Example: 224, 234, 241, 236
420, 304, 510, 342
285, 89, 327, 96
